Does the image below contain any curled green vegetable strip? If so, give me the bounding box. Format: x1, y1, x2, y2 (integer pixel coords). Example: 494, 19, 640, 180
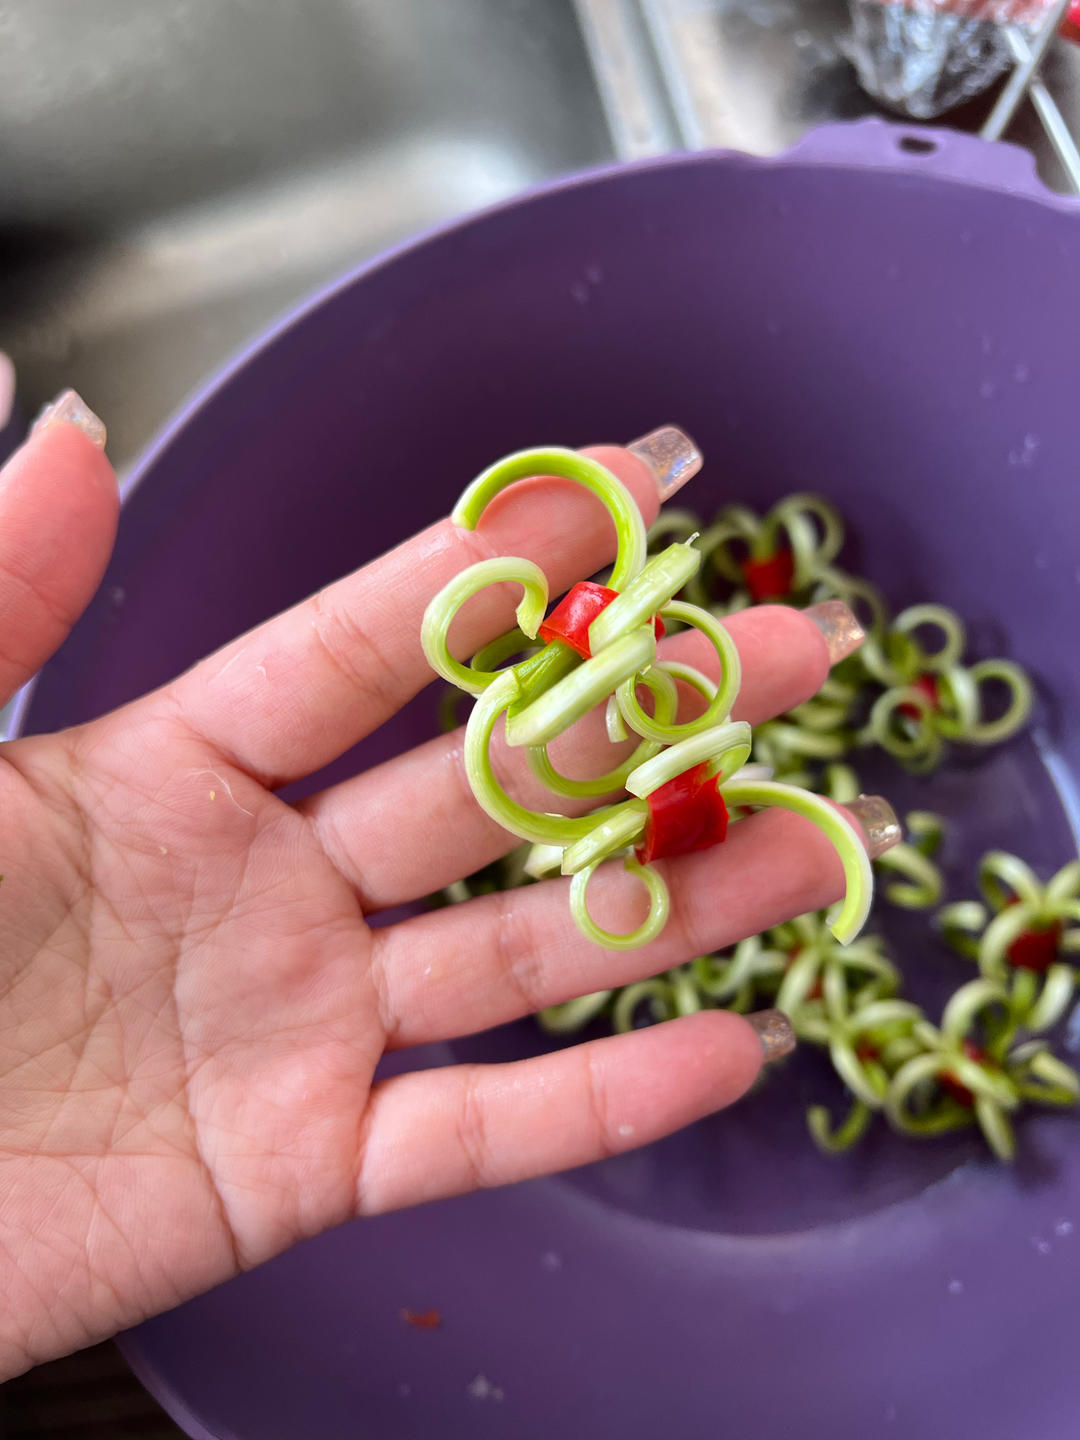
453, 446, 647, 591
569, 856, 670, 952
422, 557, 548, 693
588, 542, 701, 654
720, 781, 872, 944
538, 990, 613, 1034
561, 802, 649, 875
613, 600, 741, 744
807, 1098, 873, 1153
526, 670, 676, 800
875, 812, 946, 910
626, 722, 752, 797
464, 671, 632, 846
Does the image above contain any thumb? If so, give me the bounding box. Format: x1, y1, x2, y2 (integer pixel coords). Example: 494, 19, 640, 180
0, 390, 118, 709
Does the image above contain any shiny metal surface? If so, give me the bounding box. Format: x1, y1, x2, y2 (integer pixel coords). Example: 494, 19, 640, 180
0, 0, 612, 470
580, 0, 1080, 187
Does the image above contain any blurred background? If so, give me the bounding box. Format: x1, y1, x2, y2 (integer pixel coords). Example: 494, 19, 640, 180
0, 0, 1078, 1435
1, 0, 1078, 474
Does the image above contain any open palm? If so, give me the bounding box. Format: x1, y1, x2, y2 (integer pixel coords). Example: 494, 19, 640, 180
0, 409, 881, 1379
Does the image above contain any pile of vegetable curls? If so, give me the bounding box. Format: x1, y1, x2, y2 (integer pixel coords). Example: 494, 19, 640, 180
424, 454, 1075, 1162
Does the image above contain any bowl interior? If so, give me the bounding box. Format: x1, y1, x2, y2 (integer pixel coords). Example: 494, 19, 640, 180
25, 149, 1080, 1439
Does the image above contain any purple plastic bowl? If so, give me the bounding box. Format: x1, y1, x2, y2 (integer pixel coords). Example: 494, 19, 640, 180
17, 119, 1080, 1439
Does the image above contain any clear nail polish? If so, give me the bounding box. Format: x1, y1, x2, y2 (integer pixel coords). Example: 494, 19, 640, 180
626, 424, 702, 500
32, 389, 107, 450
746, 1008, 796, 1063
803, 599, 865, 665
847, 794, 902, 859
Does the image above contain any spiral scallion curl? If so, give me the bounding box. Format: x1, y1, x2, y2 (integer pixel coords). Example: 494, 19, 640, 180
569, 856, 671, 952
692, 493, 846, 604
719, 781, 872, 944
937, 852, 1080, 1033
421, 557, 548, 693
874, 811, 946, 910
453, 446, 648, 591
881, 976, 1079, 1162
855, 603, 1032, 773
425, 449, 874, 952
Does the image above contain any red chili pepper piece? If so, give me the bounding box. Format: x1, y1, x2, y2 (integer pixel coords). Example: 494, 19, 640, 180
941, 1040, 987, 1108
741, 548, 795, 603
401, 1308, 442, 1330
1064, 1, 1080, 43
855, 1042, 878, 1064
537, 581, 665, 659
635, 761, 730, 864
898, 673, 940, 721
1006, 917, 1062, 973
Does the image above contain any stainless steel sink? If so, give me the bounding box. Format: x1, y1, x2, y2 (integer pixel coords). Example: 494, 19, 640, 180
0, 0, 614, 470
2, 0, 1078, 478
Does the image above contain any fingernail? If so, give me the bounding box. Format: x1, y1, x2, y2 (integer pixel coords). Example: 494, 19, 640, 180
31, 389, 107, 450
803, 599, 865, 664
848, 794, 902, 859
746, 1008, 796, 1063
627, 424, 702, 500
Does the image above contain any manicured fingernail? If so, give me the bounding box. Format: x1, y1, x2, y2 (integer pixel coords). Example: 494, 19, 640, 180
848, 794, 902, 859
627, 424, 702, 499
803, 599, 865, 664
746, 1008, 796, 1063
31, 389, 107, 450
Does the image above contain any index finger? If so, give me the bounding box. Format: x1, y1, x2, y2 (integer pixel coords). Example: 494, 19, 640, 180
162, 429, 697, 786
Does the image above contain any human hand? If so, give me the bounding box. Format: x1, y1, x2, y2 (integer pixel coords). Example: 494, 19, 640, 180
0, 402, 895, 1377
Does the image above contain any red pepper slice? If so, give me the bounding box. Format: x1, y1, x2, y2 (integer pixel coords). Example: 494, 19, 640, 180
941, 1040, 987, 1108
537, 581, 665, 659
1006, 917, 1062, 973
741, 548, 795, 603
635, 761, 730, 864
898, 673, 940, 721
